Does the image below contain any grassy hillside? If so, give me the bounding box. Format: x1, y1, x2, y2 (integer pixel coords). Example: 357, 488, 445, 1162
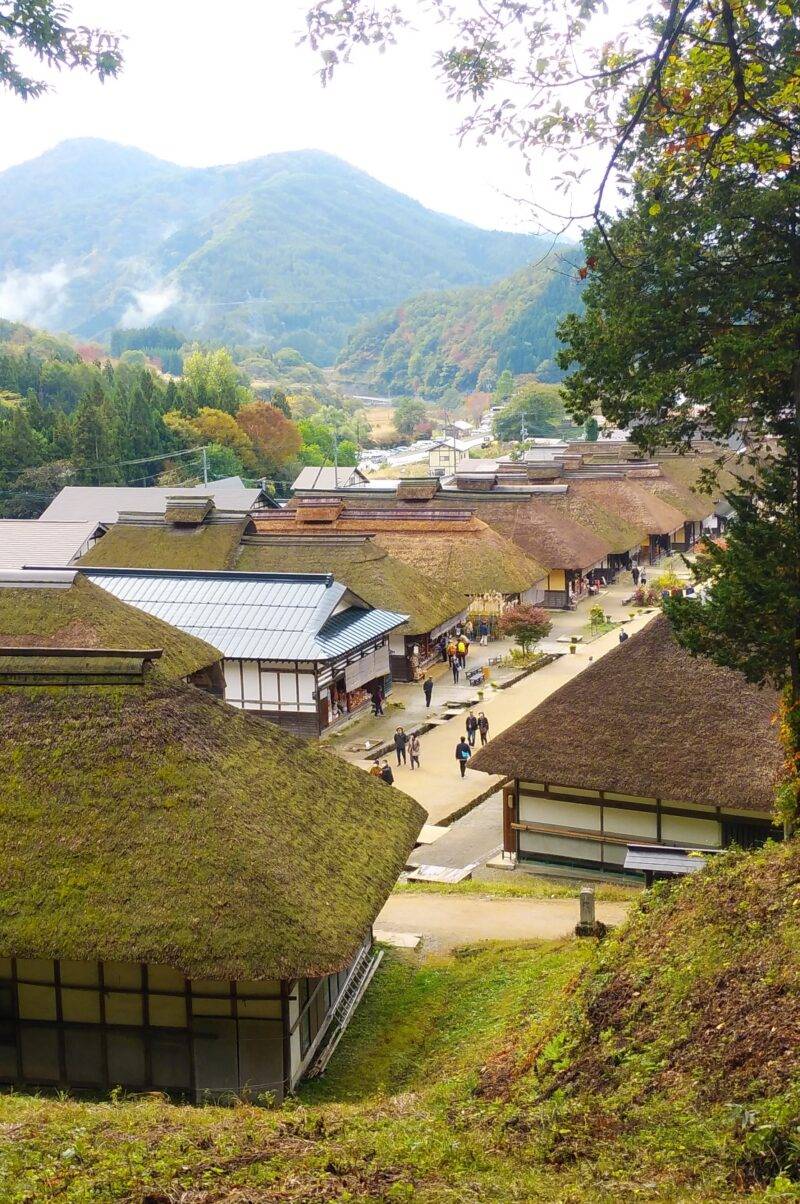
335, 258, 580, 398
1, 845, 798, 1200
0, 140, 549, 364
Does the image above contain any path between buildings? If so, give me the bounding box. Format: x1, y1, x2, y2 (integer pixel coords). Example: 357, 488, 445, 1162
332, 577, 662, 825
376, 894, 631, 953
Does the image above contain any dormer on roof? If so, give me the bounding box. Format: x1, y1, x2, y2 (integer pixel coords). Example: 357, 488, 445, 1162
396, 478, 441, 502
454, 470, 498, 492
295, 497, 345, 523
165, 495, 215, 526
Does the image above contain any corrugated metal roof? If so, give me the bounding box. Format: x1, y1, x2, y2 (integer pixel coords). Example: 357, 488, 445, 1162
39, 484, 264, 525
624, 844, 714, 876
0, 520, 105, 569
82, 568, 406, 662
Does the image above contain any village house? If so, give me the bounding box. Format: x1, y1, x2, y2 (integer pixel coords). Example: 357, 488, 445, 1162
0, 519, 107, 568
0, 569, 422, 1101
38, 480, 269, 525
78, 497, 256, 572
80, 565, 407, 735
235, 534, 467, 682
253, 494, 550, 621
471, 615, 782, 875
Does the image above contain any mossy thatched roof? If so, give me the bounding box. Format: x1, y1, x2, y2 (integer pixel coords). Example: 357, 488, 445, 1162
471, 614, 781, 812
78, 520, 250, 572
0, 575, 219, 683
543, 489, 642, 554
0, 679, 424, 979
634, 473, 714, 522
235, 536, 466, 635
475, 497, 611, 571
566, 478, 685, 539
656, 453, 742, 505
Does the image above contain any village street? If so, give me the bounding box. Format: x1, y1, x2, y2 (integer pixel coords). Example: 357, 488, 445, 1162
325, 571, 672, 829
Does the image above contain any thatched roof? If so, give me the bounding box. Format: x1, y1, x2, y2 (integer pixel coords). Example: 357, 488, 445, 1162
474, 497, 611, 571
254, 510, 548, 597
164, 496, 215, 525
0, 574, 219, 683
235, 536, 466, 635
396, 478, 441, 501
656, 453, 742, 505
78, 519, 251, 572
543, 488, 642, 554
0, 675, 424, 979
471, 614, 781, 812
566, 478, 685, 539
635, 473, 714, 523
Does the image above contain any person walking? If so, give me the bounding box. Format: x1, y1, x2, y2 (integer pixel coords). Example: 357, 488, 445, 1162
457, 637, 467, 667
478, 618, 490, 646
455, 735, 471, 778
451, 656, 460, 684
640, 569, 648, 586
371, 686, 384, 716
380, 760, 394, 785
465, 710, 478, 748
631, 564, 640, 586
477, 712, 489, 746
409, 733, 421, 770
423, 675, 434, 708
394, 726, 408, 767
447, 638, 457, 664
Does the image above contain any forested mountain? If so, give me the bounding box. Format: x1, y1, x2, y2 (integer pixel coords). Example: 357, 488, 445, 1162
334, 257, 580, 397
0, 140, 549, 365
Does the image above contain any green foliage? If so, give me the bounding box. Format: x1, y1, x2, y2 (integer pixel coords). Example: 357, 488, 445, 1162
493, 379, 569, 441
336, 258, 576, 397
584, 415, 599, 441
393, 396, 427, 437
589, 604, 605, 629
493, 369, 514, 404
0, 2, 123, 100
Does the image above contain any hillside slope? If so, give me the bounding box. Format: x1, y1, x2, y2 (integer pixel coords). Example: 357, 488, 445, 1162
1, 843, 798, 1201
335, 256, 580, 397
0, 140, 549, 364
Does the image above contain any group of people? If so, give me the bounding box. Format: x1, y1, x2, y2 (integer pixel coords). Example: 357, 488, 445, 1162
631, 563, 648, 587
370, 701, 490, 784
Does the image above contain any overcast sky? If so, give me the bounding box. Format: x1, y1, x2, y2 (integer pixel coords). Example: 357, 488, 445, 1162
0, 0, 596, 234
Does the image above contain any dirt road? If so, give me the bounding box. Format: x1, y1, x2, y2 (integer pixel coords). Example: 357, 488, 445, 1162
376, 893, 630, 952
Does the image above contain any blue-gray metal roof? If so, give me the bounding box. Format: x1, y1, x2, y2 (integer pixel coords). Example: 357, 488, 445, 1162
624, 844, 715, 877
82, 568, 407, 662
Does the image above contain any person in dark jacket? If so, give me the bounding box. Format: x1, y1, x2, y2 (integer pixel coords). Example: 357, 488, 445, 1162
371, 686, 384, 716
451, 656, 460, 684
394, 726, 408, 766
455, 736, 471, 777
423, 675, 434, 707
380, 760, 394, 785
632, 564, 640, 586
465, 711, 478, 748
477, 712, 489, 746
619, 628, 630, 643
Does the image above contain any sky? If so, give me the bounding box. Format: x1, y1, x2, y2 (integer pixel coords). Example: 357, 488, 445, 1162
0, 0, 596, 234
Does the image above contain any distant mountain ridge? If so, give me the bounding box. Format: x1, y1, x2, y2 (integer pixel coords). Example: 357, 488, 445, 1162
0, 139, 553, 365
335, 256, 580, 397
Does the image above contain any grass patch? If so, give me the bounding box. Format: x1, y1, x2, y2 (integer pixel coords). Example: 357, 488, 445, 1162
582, 619, 620, 642
393, 877, 640, 902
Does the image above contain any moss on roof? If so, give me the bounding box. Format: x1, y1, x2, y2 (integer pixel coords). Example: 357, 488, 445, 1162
235, 537, 466, 635
372, 520, 548, 599
474, 498, 611, 571
656, 453, 742, 504
566, 478, 685, 539
78, 520, 249, 572
0, 575, 219, 683
471, 614, 781, 812
543, 489, 642, 554
0, 679, 424, 979
635, 474, 714, 522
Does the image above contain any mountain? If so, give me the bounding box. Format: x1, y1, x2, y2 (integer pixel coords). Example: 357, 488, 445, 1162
0, 139, 553, 365
334, 256, 580, 397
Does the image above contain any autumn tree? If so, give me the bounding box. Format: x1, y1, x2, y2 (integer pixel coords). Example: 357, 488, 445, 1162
498, 605, 552, 656
393, 396, 427, 438
236, 402, 302, 475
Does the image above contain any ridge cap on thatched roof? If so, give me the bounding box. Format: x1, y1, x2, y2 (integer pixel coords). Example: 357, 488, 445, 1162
471, 614, 781, 813
78, 517, 252, 572
0, 679, 424, 979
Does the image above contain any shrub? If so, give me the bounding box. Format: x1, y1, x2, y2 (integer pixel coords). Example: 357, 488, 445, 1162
498, 604, 553, 654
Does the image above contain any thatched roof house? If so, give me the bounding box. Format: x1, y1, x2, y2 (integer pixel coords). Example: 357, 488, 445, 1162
537, 489, 642, 562
563, 478, 685, 562
471, 615, 781, 874
236, 534, 467, 681
0, 569, 422, 1101
254, 505, 549, 608
79, 508, 253, 572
